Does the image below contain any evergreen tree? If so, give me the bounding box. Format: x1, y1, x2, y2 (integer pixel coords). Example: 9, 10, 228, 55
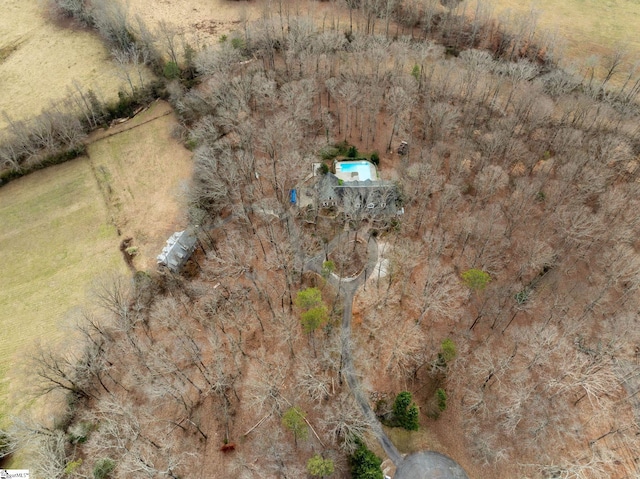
392, 391, 420, 431
350, 440, 383, 479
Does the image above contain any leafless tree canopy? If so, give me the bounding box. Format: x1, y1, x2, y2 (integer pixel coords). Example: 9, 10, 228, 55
7, 1, 640, 478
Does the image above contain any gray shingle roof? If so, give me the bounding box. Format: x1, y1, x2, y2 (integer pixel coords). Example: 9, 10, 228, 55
157, 229, 198, 273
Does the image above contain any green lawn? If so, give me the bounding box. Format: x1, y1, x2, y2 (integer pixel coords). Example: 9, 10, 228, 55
0, 159, 122, 419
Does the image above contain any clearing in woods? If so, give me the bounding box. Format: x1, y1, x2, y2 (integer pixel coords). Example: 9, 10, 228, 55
0, 101, 192, 420
86, 100, 193, 272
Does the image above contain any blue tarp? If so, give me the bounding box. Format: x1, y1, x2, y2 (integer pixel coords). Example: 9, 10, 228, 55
289, 189, 297, 204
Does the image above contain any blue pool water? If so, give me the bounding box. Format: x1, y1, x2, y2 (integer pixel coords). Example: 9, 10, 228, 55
337, 161, 374, 181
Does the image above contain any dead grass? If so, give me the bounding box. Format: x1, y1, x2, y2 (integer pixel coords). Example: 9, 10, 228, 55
0, 160, 123, 419
0, 101, 192, 423
0, 0, 146, 131
86, 100, 193, 271
127, 0, 349, 48
468, 0, 640, 66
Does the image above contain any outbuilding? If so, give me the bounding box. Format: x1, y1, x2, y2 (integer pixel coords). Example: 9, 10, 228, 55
157, 228, 198, 273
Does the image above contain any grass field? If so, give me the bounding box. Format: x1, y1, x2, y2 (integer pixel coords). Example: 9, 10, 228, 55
469, 0, 640, 67
87, 101, 193, 271
0, 0, 144, 131
0, 160, 123, 418
0, 101, 192, 422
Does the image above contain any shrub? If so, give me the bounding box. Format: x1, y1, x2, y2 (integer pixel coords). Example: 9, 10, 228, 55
322, 260, 335, 278
307, 454, 335, 478
436, 388, 447, 412
163, 61, 180, 79
370, 152, 380, 166
392, 391, 420, 431
301, 306, 329, 334
93, 458, 116, 479
461, 269, 491, 291
231, 37, 245, 50
515, 289, 530, 304
68, 421, 94, 444
282, 407, 309, 446
320, 147, 339, 160
347, 145, 358, 158
319, 162, 330, 175
295, 287, 323, 310
439, 338, 457, 364
334, 141, 349, 156
65, 459, 83, 474
411, 64, 420, 81
350, 440, 383, 479
432, 338, 457, 372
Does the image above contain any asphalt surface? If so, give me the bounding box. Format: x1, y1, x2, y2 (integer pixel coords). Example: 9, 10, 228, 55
306, 233, 403, 465
304, 231, 471, 478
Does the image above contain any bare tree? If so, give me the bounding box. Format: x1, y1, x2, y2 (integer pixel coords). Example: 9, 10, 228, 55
320, 392, 370, 452
91, 0, 134, 52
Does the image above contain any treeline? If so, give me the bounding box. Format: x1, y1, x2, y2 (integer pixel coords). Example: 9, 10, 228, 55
48, 0, 197, 82
0, 82, 166, 185
0, 0, 204, 185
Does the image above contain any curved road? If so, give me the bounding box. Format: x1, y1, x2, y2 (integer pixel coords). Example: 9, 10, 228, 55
304, 230, 471, 479
305, 233, 403, 465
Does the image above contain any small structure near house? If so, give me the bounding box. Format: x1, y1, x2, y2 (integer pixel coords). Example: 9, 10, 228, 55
157, 228, 198, 273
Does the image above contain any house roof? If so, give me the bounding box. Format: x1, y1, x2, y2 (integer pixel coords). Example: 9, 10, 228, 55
314, 173, 400, 214
317, 173, 340, 201
157, 228, 198, 273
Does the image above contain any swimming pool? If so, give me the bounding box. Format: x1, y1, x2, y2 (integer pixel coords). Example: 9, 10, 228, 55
335, 161, 376, 182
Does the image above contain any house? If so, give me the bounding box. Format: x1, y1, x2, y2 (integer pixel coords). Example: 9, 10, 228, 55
157, 228, 198, 273
315, 163, 401, 216
317, 172, 341, 208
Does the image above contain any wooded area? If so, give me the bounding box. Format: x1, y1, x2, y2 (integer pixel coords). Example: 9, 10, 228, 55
3, 0, 640, 478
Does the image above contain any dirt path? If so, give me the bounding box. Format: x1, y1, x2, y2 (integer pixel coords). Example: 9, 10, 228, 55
87, 100, 174, 144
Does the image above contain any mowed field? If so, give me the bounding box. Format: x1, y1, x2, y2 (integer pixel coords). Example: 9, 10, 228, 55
0, 0, 140, 130
0, 160, 123, 417
469, 0, 640, 65
0, 101, 192, 419
87, 101, 193, 271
